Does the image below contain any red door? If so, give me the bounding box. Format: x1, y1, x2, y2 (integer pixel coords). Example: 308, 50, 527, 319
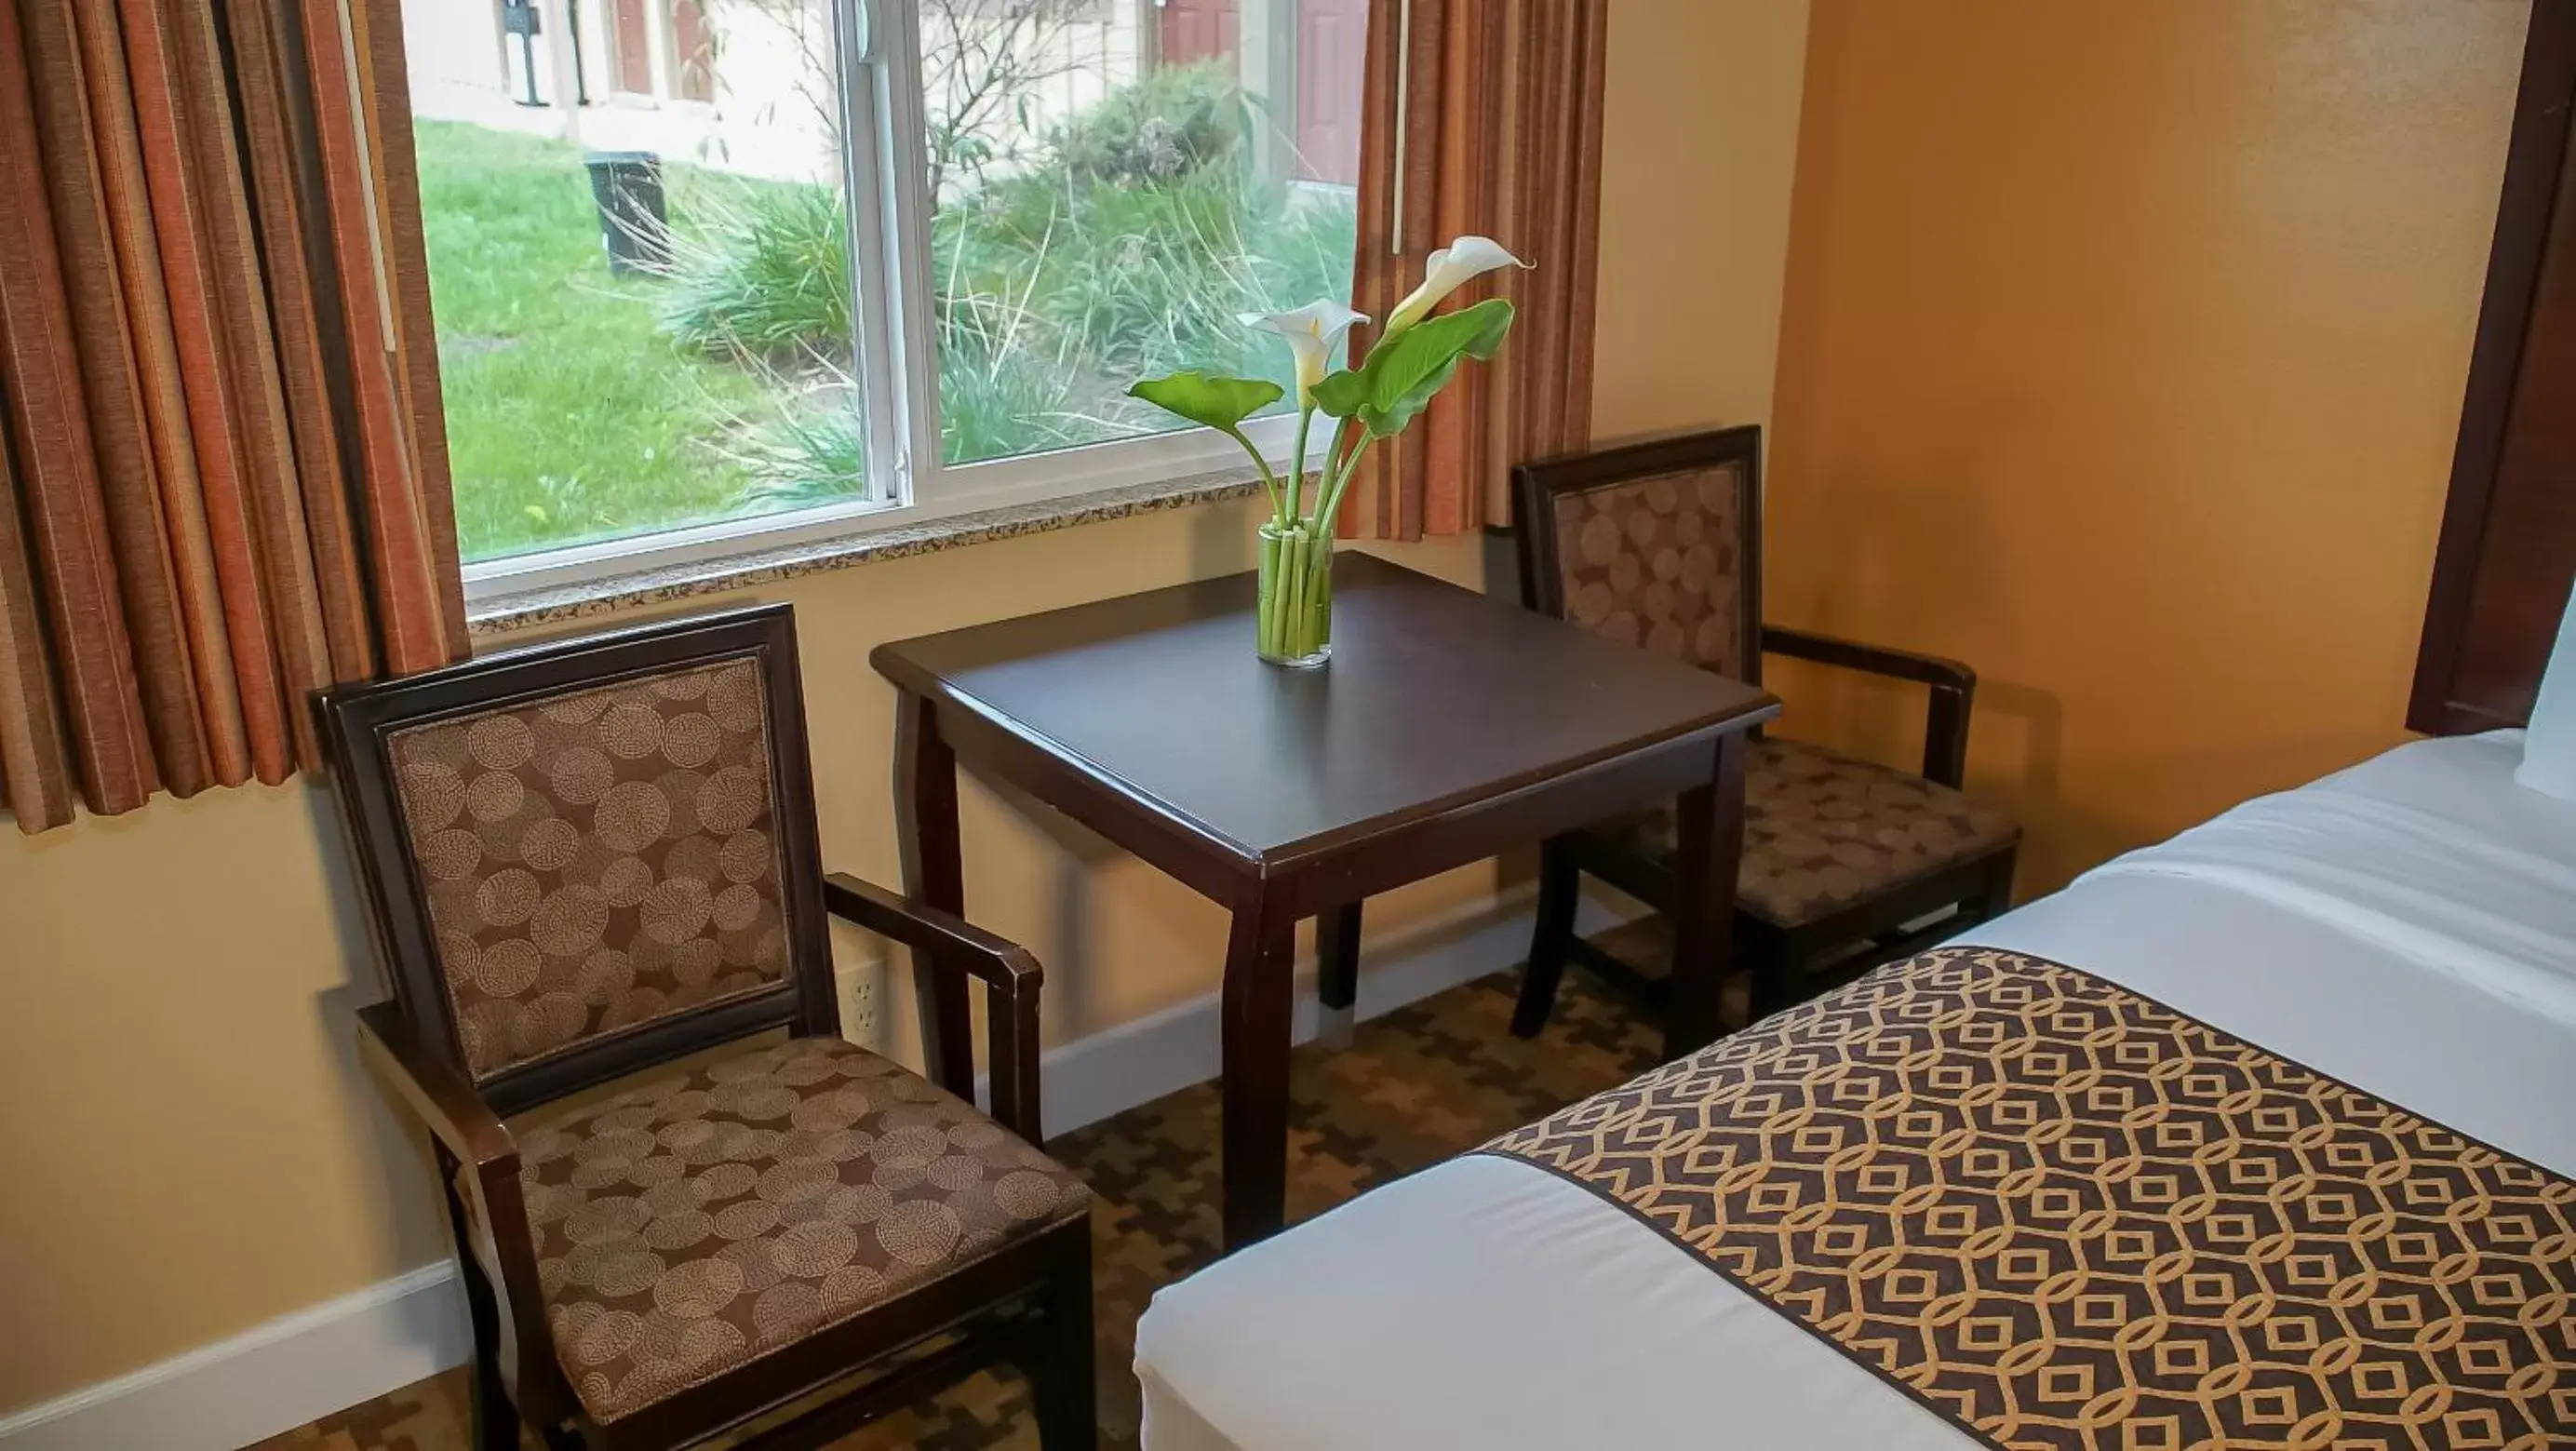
610, 0, 653, 94
1295, 0, 1366, 184
672, 0, 715, 101
1159, 0, 1239, 70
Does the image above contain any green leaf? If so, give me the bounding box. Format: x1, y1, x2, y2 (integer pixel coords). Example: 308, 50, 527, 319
1309, 298, 1515, 437
1126, 371, 1286, 432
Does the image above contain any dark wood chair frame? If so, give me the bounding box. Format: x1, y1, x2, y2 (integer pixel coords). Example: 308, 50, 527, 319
317, 605, 1095, 1451
1507, 426, 2020, 1034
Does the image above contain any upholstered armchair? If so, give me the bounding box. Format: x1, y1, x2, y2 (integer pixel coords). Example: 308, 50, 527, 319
1508, 426, 2022, 1034
318, 604, 1094, 1450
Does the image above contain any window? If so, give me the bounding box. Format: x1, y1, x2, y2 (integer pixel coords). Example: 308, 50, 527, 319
402, 0, 1367, 596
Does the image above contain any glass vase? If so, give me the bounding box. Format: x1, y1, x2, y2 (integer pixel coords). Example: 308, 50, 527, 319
1254, 521, 1334, 667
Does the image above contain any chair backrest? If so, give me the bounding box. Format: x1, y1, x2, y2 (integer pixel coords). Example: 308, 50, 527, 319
1510, 426, 1763, 688
317, 605, 836, 1116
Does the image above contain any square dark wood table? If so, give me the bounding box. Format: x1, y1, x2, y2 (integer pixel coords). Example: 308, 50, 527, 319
870, 552, 1778, 1249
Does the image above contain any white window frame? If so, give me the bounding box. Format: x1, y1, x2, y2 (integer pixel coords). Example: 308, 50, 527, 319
462, 0, 1322, 603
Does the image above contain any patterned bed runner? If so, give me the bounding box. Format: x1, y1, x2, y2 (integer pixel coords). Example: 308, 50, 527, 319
1483, 947, 2576, 1450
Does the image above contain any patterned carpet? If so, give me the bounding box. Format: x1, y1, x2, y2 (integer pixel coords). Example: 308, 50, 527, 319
254, 947, 1673, 1451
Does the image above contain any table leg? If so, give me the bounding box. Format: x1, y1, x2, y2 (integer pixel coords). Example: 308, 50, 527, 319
1221, 889, 1299, 1251
1666, 732, 1749, 1061
893, 692, 976, 1101
1314, 900, 1362, 1049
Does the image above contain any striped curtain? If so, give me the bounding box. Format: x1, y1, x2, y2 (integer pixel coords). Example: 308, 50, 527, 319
1341, 0, 1610, 540
0, 0, 465, 834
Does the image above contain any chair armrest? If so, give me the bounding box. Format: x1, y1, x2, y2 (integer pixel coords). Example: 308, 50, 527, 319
1762, 625, 1975, 692
356, 1002, 517, 1173
1762, 625, 1977, 788
823, 873, 1047, 1145
355, 1002, 556, 1390
823, 873, 1043, 995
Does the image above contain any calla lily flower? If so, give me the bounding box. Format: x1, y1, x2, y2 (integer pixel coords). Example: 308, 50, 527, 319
1384, 235, 1527, 336
1241, 301, 1371, 405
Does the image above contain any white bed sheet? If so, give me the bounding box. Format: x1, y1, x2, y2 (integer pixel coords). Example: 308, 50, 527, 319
1134, 732, 2576, 1451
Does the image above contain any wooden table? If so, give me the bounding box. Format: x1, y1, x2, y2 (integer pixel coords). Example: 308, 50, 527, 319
871, 552, 1778, 1249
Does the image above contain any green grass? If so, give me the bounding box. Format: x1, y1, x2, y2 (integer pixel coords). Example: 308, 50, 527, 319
419, 78, 1360, 552
416, 121, 783, 560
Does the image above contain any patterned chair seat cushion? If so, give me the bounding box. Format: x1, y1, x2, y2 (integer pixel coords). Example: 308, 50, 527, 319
1616, 736, 2019, 929
501, 1035, 1089, 1425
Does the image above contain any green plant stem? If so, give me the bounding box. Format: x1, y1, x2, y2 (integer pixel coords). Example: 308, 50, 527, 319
1285, 526, 1309, 652
1223, 423, 1285, 519
1308, 421, 1371, 537
1285, 404, 1315, 525
1291, 427, 1370, 617
1256, 527, 1284, 656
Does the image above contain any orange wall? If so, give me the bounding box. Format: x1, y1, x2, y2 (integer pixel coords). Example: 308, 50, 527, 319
1766, 0, 2528, 893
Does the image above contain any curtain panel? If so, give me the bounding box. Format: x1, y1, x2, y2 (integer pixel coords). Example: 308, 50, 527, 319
0, 0, 466, 834
1341, 0, 1609, 540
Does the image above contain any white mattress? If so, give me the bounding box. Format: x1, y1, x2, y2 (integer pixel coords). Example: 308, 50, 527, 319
1134, 732, 2576, 1451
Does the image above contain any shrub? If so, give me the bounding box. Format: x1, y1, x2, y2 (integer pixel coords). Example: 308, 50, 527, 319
1050, 61, 1249, 185
676, 61, 1359, 492
661, 181, 852, 359
731, 410, 865, 512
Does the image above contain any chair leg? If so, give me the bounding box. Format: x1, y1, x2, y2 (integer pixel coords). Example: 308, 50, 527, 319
1972, 853, 2017, 922
1510, 838, 1583, 1039
439, 1156, 522, 1451
1743, 941, 1793, 1027
1029, 1225, 1098, 1451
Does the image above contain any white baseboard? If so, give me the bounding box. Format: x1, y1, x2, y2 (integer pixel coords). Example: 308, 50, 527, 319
0, 887, 1634, 1449
1030, 883, 1640, 1135
0, 1262, 469, 1451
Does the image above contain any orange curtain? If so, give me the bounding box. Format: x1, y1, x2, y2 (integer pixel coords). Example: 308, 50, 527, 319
0, 0, 465, 834
1342, 0, 1609, 540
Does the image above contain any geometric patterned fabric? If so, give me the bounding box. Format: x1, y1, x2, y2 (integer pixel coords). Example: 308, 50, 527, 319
388, 658, 790, 1081
1549, 463, 1748, 677
1488, 947, 2576, 1451
1621, 736, 2019, 928
511, 1036, 1089, 1424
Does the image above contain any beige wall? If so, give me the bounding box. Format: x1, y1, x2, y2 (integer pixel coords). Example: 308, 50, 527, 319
0, 0, 1811, 1414
1764, 0, 2526, 893
1592, 0, 1811, 440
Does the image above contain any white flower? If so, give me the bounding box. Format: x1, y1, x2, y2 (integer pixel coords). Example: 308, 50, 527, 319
1241, 301, 1370, 405
1384, 235, 1528, 335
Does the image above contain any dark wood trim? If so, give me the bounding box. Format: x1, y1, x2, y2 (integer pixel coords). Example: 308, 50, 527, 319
1763, 625, 1976, 787
2409, 0, 2576, 734
354, 1002, 516, 1172
1027, 1218, 1100, 1450
1315, 901, 1363, 1014
822, 872, 1046, 1142
1507, 836, 1585, 1039
893, 691, 979, 1100
1663, 732, 1749, 1057
1218, 885, 1300, 1248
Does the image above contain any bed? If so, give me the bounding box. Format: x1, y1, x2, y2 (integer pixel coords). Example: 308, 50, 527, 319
1134, 11, 2576, 1436
1133, 728, 2576, 1449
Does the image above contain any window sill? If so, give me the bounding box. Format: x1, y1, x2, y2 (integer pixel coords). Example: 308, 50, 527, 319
465, 465, 1268, 638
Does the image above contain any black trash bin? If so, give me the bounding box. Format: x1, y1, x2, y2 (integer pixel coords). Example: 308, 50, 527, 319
584, 151, 672, 276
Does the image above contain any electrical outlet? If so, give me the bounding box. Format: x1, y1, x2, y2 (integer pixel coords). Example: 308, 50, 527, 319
836, 954, 888, 1051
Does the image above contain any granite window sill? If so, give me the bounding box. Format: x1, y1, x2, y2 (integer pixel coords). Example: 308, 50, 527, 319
465, 467, 1267, 638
